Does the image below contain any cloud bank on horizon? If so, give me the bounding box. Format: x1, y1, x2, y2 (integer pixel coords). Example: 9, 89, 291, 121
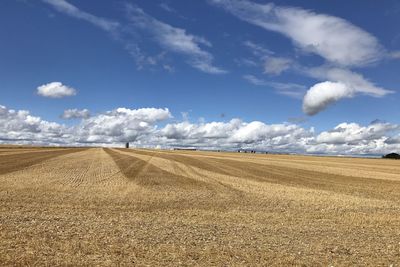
1, 104, 400, 155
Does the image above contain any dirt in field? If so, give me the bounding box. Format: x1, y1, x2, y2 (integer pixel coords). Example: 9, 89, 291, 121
1, 147, 400, 266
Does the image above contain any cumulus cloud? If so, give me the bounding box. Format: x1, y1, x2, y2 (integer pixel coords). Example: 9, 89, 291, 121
211, 0, 384, 67
312, 122, 400, 155
42, 0, 119, 32
37, 82, 77, 98
302, 81, 352, 115
75, 107, 172, 144
0, 105, 171, 146
125, 4, 226, 74
159, 119, 313, 151
61, 109, 91, 119
316, 122, 399, 145
1, 104, 400, 155
0, 105, 68, 144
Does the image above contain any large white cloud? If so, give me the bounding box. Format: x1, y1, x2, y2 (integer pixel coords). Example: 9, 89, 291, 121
158, 119, 314, 152
316, 122, 399, 145
302, 81, 352, 115
305, 67, 391, 97
211, 0, 384, 67
0, 105, 69, 144
301, 67, 393, 115
74, 107, 172, 144
37, 82, 77, 98
313, 122, 400, 155
0, 105, 171, 146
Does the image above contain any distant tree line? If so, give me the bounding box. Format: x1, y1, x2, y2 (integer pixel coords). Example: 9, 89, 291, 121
382, 153, 400, 159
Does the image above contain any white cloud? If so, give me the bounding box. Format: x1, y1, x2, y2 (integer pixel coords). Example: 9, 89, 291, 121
243, 74, 267, 86
303, 81, 352, 115
313, 122, 400, 155
242, 41, 291, 75
243, 75, 306, 98
75, 107, 172, 144
301, 67, 393, 115
43, 0, 223, 74
264, 56, 292, 75
1, 104, 400, 155
37, 82, 77, 98
0, 105, 68, 144
61, 109, 90, 119
159, 119, 313, 152
125, 4, 226, 74
235, 58, 258, 67
211, 0, 393, 115
43, 0, 119, 32
316, 122, 398, 145
211, 0, 384, 67
305, 67, 391, 97
159, 3, 175, 13
389, 51, 400, 59
243, 40, 274, 58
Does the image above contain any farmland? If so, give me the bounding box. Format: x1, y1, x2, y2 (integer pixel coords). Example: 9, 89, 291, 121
1, 147, 400, 266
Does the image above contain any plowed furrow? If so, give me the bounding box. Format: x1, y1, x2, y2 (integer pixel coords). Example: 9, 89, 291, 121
0, 148, 87, 175
126, 149, 400, 201
104, 148, 207, 189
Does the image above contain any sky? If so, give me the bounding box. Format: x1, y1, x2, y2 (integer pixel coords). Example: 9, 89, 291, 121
1, 0, 400, 155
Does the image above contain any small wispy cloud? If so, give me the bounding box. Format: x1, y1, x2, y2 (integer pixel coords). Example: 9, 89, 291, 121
125, 4, 226, 74
243, 74, 306, 99
42, 0, 119, 33
61, 109, 91, 119
389, 50, 400, 59
263, 56, 292, 75
243, 40, 274, 58
43, 0, 225, 74
159, 3, 175, 13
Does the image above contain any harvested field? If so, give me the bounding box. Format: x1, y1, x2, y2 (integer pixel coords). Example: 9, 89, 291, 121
1, 147, 400, 266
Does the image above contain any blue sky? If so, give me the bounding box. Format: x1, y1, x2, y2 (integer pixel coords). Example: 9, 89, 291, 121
1, 0, 400, 154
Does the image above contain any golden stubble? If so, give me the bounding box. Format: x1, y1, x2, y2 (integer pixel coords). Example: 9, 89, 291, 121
1, 147, 400, 266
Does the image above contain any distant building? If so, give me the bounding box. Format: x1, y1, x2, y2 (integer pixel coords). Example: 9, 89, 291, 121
237, 149, 257, 153
125, 142, 129, 149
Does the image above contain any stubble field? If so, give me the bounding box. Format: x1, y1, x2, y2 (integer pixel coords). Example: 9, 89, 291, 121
1, 147, 400, 266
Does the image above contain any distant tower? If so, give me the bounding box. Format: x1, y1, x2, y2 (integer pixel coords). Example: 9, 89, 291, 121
125, 142, 129, 149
